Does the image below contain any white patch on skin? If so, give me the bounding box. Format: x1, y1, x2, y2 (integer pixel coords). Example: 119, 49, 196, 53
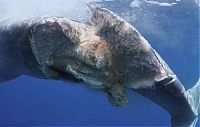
66, 65, 78, 76
128, 80, 154, 89
139, 36, 151, 51
65, 65, 104, 89
128, 74, 176, 89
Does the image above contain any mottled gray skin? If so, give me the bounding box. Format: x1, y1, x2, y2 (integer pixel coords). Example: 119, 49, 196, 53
0, 5, 199, 127
0, 19, 38, 82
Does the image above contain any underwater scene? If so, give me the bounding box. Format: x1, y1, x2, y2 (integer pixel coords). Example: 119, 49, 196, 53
0, 0, 199, 126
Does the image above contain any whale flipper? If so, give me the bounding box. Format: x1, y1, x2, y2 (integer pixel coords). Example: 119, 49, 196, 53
107, 84, 128, 107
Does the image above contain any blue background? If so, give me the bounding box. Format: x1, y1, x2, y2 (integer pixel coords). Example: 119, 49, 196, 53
0, 0, 199, 126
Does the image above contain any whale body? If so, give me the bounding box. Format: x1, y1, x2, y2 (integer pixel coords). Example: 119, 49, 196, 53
0, 4, 199, 127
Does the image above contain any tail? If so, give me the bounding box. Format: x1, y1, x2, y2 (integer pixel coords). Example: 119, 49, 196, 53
171, 79, 200, 127
187, 79, 200, 116
186, 79, 200, 126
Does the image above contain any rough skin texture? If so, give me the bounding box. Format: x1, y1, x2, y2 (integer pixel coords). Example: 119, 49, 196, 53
0, 5, 198, 126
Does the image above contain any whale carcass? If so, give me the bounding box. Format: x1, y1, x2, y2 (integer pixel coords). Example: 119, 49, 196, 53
0, 4, 199, 127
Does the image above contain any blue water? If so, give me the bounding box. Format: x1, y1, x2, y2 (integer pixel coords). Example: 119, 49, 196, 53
0, 0, 199, 126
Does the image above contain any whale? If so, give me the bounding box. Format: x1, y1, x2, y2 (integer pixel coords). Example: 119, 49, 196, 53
0, 4, 199, 127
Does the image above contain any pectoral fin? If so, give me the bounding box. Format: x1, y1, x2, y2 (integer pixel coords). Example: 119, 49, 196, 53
107, 84, 128, 107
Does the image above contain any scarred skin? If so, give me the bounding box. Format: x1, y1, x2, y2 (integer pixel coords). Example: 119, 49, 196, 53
0, 4, 199, 127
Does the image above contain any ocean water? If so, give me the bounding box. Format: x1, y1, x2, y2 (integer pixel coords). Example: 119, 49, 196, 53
0, 0, 199, 126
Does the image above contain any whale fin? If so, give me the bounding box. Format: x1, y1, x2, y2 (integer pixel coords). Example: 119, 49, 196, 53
184, 79, 200, 127
171, 79, 200, 127
107, 84, 128, 107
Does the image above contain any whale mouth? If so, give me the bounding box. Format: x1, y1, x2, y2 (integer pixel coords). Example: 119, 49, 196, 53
65, 64, 105, 89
